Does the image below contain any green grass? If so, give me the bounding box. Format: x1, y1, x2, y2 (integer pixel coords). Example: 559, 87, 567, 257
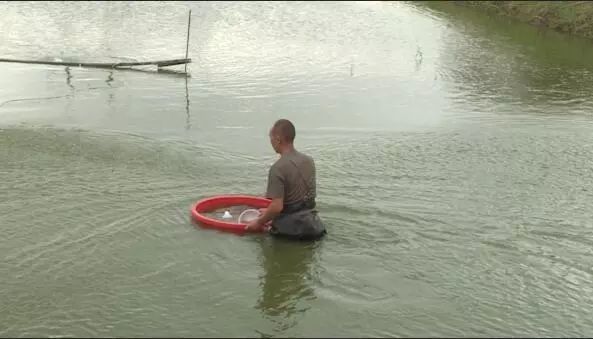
454, 1, 593, 40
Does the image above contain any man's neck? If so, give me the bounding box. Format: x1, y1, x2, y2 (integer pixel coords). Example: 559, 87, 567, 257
279, 144, 296, 156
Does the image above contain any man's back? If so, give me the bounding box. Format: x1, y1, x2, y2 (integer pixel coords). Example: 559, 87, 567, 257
266, 149, 316, 206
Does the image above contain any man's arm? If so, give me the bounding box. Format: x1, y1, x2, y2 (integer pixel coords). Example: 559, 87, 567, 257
255, 197, 283, 225
246, 164, 285, 230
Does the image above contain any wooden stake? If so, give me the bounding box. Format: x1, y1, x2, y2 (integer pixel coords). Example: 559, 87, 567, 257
185, 9, 192, 74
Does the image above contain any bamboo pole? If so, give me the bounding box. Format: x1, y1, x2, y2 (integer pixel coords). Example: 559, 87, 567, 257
185, 9, 192, 74
0, 58, 190, 69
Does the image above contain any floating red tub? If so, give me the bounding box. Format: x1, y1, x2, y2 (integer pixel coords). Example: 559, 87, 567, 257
190, 195, 271, 233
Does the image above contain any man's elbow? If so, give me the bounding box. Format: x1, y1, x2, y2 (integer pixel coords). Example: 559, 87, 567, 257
269, 199, 283, 214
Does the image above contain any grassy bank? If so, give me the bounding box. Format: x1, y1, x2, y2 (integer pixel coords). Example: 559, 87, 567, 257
453, 1, 593, 40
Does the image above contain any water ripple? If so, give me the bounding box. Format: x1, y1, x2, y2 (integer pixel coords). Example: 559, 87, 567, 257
2, 1, 593, 337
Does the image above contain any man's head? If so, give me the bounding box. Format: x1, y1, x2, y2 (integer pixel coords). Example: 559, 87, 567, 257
269, 119, 296, 154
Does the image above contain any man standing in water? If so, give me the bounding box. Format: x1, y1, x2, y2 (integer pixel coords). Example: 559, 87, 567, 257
245, 119, 326, 240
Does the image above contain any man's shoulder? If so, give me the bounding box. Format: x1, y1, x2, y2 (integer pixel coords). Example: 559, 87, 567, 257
269, 157, 288, 175
271, 150, 314, 171
282, 151, 314, 166
296, 151, 315, 167
293, 150, 314, 161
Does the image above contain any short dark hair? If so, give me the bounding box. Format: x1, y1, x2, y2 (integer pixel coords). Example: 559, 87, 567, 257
272, 119, 296, 143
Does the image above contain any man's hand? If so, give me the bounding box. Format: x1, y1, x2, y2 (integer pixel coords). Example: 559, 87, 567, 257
244, 218, 264, 232
244, 198, 283, 232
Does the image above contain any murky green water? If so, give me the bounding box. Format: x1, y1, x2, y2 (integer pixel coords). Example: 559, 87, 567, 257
2, 1, 593, 337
